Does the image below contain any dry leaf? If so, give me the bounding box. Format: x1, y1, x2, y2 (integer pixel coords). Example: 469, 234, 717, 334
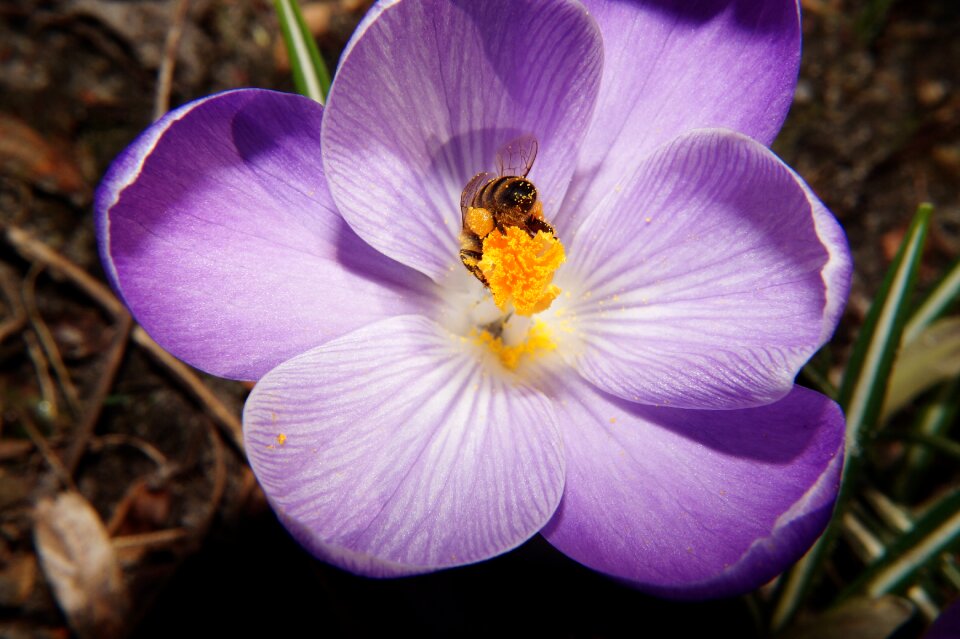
883, 317, 960, 420
780, 596, 915, 639
33, 492, 128, 639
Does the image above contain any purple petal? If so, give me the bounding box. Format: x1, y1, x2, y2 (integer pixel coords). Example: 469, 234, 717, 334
96, 89, 436, 381
540, 374, 844, 599
800, 175, 854, 345
321, 0, 602, 280
927, 600, 960, 639
243, 315, 565, 576
558, 0, 801, 234
557, 129, 851, 409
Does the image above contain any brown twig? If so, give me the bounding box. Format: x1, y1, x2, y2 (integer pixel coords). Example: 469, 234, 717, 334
91, 433, 170, 470
0, 175, 33, 228
196, 414, 228, 537
23, 330, 59, 421
0, 439, 34, 460
62, 313, 132, 475
132, 326, 245, 453
154, 0, 190, 121
20, 412, 76, 492
4, 226, 126, 317
105, 478, 164, 537
112, 528, 189, 550
22, 263, 83, 417
0, 263, 27, 343
235, 466, 263, 517
5, 226, 245, 456
4, 226, 134, 474
97, 434, 174, 537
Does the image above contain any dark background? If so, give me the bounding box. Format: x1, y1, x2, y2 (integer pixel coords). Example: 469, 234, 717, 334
0, 0, 957, 636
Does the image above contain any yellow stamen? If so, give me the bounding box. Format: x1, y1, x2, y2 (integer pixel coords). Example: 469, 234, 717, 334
472, 321, 556, 370
478, 227, 565, 316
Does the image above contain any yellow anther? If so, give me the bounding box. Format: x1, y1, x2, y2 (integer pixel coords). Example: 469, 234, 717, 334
478, 227, 565, 316
472, 321, 556, 370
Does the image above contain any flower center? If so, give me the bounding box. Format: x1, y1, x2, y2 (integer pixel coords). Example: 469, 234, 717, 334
477, 226, 566, 317
471, 319, 556, 370
456, 228, 566, 371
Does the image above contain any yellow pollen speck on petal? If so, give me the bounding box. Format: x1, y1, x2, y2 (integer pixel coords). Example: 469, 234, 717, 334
277, 433, 286, 446
472, 321, 556, 370
478, 227, 565, 316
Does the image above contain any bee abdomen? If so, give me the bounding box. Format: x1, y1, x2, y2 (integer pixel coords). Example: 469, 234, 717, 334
475, 176, 510, 208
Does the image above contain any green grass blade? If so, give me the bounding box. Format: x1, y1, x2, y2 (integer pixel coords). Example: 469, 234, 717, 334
839, 509, 940, 621
800, 346, 839, 399
839, 203, 932, 458
862, 486, 958, 618
771, 204, 932, 632
903, 256, 960, 344
942, 558, 960, 590
896, 375, 960, 498
274, 0, 331, 103
841, 489, 960, 599
800, 362, 839, 400
888, 431, 960, 462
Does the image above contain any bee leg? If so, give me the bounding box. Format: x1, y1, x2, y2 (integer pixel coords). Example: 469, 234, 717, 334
525, 216, 555, 237
460, 249, 489, 286
529, 200, 544, 220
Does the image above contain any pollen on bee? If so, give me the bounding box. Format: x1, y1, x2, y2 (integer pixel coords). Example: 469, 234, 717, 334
465, 207, 494, 237
478, 226, 565, 316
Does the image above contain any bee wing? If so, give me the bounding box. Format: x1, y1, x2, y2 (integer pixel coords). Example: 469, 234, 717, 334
495, 134, 538, 177
460, 171, 494, 220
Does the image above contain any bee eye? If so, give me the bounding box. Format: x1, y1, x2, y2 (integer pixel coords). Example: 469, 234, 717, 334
505, 180, 536, 207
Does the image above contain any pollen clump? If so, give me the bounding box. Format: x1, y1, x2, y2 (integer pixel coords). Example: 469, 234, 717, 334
478, 226, 565, 316
465, 207, 494, 237
473, 321, 556, 370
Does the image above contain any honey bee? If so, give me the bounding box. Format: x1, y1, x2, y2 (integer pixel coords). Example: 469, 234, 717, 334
459, 135, 556, 285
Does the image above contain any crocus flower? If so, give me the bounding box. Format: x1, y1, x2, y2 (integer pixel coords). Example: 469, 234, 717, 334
96, 0, 852, 598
